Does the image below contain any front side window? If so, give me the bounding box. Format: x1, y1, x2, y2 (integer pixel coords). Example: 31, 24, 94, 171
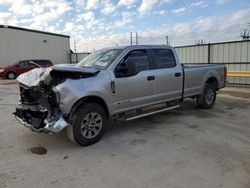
17, 61, 30, 68
77, 49, 123, 70
152, 49, 176, 69
115, 50, 150, 77
126, 50, 150, 73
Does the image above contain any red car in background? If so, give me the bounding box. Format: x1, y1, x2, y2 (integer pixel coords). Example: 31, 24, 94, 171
0, 59, 53, 79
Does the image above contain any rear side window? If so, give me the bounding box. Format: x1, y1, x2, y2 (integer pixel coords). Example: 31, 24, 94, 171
126, 50, 150, 73
152, 49, 176, 69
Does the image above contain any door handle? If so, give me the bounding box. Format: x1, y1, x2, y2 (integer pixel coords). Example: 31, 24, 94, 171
147, 76, 155, 81
175, 72, 182, 77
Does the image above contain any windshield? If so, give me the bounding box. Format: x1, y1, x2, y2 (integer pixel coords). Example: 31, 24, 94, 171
77, 49, 123, 70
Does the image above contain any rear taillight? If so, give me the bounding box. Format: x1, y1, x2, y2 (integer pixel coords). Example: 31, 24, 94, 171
224, 67, 227, 81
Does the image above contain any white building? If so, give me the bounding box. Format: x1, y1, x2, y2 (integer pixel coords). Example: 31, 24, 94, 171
0, 25, 70, 67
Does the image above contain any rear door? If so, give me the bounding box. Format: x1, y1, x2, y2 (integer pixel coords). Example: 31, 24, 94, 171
112, 49, 156, 113
150, 49, 183, 102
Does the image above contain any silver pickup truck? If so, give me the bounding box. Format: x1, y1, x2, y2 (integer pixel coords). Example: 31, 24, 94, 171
14, 45, 227, 146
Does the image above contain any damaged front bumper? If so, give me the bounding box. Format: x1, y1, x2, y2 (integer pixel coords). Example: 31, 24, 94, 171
14, 104, 69, 133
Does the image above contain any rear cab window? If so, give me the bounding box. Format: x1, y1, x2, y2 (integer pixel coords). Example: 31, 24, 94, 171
152, 49, 176, 69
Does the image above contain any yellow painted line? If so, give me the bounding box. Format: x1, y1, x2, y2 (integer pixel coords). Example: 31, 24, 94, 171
227, 71, 250, 77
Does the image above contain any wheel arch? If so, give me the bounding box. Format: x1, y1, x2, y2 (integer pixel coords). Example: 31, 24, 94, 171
69, 95, 110, 121
205, 77, 218, 90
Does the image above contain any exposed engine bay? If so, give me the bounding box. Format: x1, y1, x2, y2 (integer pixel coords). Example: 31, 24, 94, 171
14, 65, 99, 133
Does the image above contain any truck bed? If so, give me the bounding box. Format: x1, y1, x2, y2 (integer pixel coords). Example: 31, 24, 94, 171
182, 63, 226, 98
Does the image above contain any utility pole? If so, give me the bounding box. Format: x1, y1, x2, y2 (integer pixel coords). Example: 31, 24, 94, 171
241, 22, 250, 40
166, 36, 170, 45
74, 40, 78, 63
130, 32, 133, 45
241, 29, 250, 40
74, 40, 76, 53
136, 32, 138, 45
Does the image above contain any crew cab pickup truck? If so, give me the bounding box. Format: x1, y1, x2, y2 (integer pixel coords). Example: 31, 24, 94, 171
14, 45, 227, 146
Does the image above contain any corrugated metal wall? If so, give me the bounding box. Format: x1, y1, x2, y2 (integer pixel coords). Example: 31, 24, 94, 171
0, 26, 70, 67
175, 40, 250, 85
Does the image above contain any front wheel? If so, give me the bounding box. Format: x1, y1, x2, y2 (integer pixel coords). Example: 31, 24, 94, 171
196, 84, 216, 109
7, 72, 16, 79
69, 103, 108, 146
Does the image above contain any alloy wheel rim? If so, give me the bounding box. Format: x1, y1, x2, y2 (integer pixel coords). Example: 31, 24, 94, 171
9, 73, 15, 79
80, 112, 103, 139
205, 89, 214, 105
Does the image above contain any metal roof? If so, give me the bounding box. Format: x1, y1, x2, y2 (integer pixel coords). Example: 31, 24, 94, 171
0, 25, 70, 38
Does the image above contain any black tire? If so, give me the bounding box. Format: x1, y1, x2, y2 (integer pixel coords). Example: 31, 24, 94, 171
7, 72, 16, 79
196, 84, 216, 109
69, 103, 108, 146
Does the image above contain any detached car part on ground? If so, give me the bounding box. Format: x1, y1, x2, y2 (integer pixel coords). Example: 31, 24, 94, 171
14, 45, 227, 146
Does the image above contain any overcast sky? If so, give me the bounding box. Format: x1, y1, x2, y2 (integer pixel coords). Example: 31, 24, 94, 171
0, 0, 250, 52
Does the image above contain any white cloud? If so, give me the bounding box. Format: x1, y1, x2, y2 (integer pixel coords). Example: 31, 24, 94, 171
173, 23, 191, 34
0, 0, 72, 30
101, 0, 116, 15
138, 0, 171, 15
76, 11, 101, 30
64, 22, 74, 32
172, 7, 187, 14
195, 17, 215, 32
172, 1, 207, 15
77, 8, 250, 51
191, 1, 208, 8
77, 11, 95, 22
0, 0, 248, 52
138, 0, 158, 15
215, 0, 230, 5
86, 0, 100, 10
75, 0, 86, 7
0, 12, 12, 24
114, 11, 134, 27
158, 10, 166, 15
29, 2, 72, 29
115, 19, 131, 27
117, 0, 135, 7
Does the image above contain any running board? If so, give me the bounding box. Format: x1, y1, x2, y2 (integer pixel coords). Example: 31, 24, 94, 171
126, 105, 180, 121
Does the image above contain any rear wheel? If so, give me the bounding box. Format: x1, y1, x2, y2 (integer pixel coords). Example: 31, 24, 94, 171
68, 103, 108, 146
7, 72, 16, 79
196, 84, 216, 109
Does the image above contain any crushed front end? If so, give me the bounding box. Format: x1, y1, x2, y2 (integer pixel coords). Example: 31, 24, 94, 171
13, 65, 100, 134
13, 67, 69, 133
14, 83, 68, 133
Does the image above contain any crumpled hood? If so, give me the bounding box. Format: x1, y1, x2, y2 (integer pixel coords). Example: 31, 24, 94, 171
17, 68, 51, 87
51, 64, 99, 74
17, 64, 100, 87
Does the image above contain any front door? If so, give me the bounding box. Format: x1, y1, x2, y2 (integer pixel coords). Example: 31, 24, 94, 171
15, 61, 33, 75
111, 49, 156, 114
